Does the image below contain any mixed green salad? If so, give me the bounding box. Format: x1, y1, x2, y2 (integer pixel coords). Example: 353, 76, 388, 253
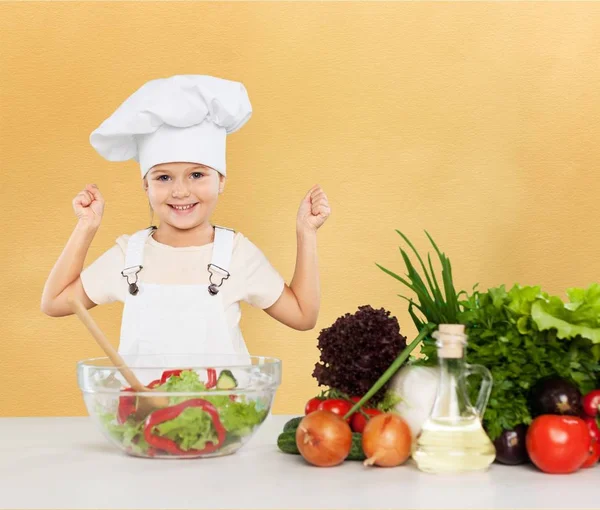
98, 368, 268, 457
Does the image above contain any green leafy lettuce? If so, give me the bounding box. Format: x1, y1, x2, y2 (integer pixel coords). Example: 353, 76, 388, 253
532, 283, 600, 343
100, 414, 149, 455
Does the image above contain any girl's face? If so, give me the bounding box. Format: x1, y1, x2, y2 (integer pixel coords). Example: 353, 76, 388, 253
144, 162, 225, 230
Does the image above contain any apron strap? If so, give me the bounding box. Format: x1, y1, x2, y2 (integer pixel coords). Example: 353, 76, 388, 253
121, 227, 154, 295
120, 226, 234, 297
207, 226, 234, 296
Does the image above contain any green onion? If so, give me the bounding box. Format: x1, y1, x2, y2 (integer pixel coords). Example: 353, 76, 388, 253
343, 231, 464, 420
376, 230, 463, 328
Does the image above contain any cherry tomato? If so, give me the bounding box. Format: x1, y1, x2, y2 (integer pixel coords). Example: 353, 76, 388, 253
582, 390, 600, 418
304, 397, 323, 415
582, 417, 600, 468
350, 408, 382, 433
582, 439, 600, 468
526, 415, 591, 474
318, 399, 353, 421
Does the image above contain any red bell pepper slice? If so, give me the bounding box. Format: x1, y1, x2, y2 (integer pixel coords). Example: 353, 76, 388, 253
117, 390, 136, 424
143, 398, 226, 456
160, 369, 193, 384
583, 390, 600, 418
206, 368, 217, 389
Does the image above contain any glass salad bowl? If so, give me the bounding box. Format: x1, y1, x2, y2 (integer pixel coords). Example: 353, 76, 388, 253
77, 354, 281, 459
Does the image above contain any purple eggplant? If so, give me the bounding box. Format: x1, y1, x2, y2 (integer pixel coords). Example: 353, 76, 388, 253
493, 425, 529, 465
530, 376, 582, 417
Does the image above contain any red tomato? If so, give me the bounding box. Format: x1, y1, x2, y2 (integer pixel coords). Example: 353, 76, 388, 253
526, 415, 591, 474
582, 439, 600, 468
350, 408, 382, 433
318, 399, 353, 421
304, 397, 323, 415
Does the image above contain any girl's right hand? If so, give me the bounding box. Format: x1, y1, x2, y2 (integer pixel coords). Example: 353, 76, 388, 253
73, 184, 105, 228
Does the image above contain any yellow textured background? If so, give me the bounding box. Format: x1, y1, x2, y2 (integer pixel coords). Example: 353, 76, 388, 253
1, 1, 599, 417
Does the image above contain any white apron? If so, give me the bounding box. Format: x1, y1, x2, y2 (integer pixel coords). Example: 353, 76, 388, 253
118, 226, 245, 362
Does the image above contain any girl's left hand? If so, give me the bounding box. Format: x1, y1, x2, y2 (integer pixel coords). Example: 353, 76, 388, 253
297, 185, 331, 233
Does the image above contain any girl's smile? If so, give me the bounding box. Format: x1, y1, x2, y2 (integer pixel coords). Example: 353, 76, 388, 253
168, 202, 199, 215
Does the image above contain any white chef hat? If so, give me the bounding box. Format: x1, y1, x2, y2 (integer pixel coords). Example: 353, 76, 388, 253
89, 75, 252, 178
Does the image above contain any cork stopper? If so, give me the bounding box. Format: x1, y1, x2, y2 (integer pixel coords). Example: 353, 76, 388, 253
433, 324, 466, 358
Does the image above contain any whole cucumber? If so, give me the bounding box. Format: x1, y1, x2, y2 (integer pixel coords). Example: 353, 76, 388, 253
277, 431, 366, 461
277, 431, 299, 454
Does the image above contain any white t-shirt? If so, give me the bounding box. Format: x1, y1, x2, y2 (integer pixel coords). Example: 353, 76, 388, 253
80, 231, 286, 346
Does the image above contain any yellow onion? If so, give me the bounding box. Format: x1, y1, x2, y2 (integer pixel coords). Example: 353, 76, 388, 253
296, 410, 352, 467
362, 413, 412, 467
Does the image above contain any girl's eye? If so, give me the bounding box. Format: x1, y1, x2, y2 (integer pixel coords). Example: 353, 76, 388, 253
157, 175, 170, 181
191, 172, 204, 179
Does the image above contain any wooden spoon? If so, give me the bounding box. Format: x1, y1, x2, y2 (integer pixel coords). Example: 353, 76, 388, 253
68, 296, 170, 418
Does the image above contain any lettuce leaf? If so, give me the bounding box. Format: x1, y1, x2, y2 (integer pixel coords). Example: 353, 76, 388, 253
205, 395, 267, 437
532, 283, 600, 343
154, 406, 219, 450
160, 370, 208, 401
99, 412, 150, 455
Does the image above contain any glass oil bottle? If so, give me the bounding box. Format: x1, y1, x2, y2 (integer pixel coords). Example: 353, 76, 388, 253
412, 324, 496, 474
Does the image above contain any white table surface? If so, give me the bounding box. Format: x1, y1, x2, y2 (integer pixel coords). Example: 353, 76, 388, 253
0, 414, 597, 510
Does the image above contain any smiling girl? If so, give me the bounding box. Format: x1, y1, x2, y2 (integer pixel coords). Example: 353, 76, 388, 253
41, 75, 331, 357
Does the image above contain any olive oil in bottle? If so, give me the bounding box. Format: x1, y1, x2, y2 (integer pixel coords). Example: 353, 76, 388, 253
412, 324, 496, 474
